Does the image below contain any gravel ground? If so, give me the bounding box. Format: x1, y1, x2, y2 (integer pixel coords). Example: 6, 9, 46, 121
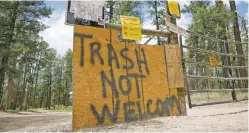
0, 101, 248, 132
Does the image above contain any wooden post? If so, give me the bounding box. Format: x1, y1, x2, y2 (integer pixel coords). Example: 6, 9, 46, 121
205, 67, 211, 89
165, 13, 178, 44
165, 1, 187, 114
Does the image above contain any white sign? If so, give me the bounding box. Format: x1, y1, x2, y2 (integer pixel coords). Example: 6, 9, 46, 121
65, 0, 105, 26
73, 1, 104, 22
166, 21, 189, 37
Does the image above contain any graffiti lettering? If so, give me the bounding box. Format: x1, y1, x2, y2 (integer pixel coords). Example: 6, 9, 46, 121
135, 48, 150, 75
124, 101, 138, 121
136, 101, 144, 119
101, 69, 146, 98
90, 41, 104, 65
73, 27, 186, 130
108, 44, 120, 68
101, 69, 119, 99
90, 95, 180, 124
146, 99, 157, 116
74, 33, 93, 67
74, 29, 185, 128
75, 33, 149, 75
90, 100, 120, 125
119, 75, 132, 96
120, 48, 134, 70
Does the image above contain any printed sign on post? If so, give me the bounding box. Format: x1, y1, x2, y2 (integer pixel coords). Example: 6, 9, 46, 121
209, 56, 217, 67
166, 21, 189, 37
121, 16, 141, 40
166, 0, 181, 18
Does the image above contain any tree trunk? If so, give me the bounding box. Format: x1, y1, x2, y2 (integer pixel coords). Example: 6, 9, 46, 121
12, 64, 23, 110
20, 63, 28, 110
48, 71, 52, 109
241, 17, 248, 41
154, 1, 160, 45
40, 87, 45, 109
0, 1, 19, 110
27, 65, 35, 109
33, 52, 42, 108
205, 67, 211, 89
195, 36, 199, 90
6, 78, 14, 110
220, 35, 233, 89
108, 1, 116, 21
29, 63, 37, 108
229, 0, 247, 88
215, 1, 233, 89
65, 81, 68, 107
40, 79, 46, 109
58, 65, 63, 105
58, 85, 61, 105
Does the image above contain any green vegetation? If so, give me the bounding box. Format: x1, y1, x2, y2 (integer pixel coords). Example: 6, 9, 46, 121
182, 1, 248, 94
190, 92, 248, 104
27, 108, 43, 113
54, 105, 72, 112
0, 1, 73, 111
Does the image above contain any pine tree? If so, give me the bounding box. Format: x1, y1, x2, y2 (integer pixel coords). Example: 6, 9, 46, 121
0, 1, 52, 110
147, 1, 166, 45
229, 0, 248, 88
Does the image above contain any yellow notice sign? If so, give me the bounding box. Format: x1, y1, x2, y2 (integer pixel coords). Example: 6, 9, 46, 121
167, 0, 181, 18
121, 16, 141, 40
209, 56, 217, 67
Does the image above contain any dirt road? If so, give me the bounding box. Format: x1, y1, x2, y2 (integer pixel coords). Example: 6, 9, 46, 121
0, 111, 71, 132
0, 101, 248, 132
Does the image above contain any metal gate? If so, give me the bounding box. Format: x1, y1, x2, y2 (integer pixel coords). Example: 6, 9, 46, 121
179, 33, 248, 108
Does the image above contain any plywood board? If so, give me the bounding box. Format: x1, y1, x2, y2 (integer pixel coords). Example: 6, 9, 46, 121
165, 45, 184, 88
73, 25, 186, 131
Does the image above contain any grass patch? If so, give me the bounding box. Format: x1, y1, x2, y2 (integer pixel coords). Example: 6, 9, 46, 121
27, 108, 42, 113
4, 110, 18, 114
189, 91, 248, 104
54, 105, 72, 112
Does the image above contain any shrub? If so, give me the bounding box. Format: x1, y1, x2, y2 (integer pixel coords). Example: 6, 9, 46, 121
54, 105, 72, 112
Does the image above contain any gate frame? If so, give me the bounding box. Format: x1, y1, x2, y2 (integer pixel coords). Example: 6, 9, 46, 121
179, 34, 248, 108
106, 23, 248, 108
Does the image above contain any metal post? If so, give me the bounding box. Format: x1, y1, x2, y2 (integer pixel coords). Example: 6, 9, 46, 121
179, 35, 192, 108
223, 41, 237, 101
